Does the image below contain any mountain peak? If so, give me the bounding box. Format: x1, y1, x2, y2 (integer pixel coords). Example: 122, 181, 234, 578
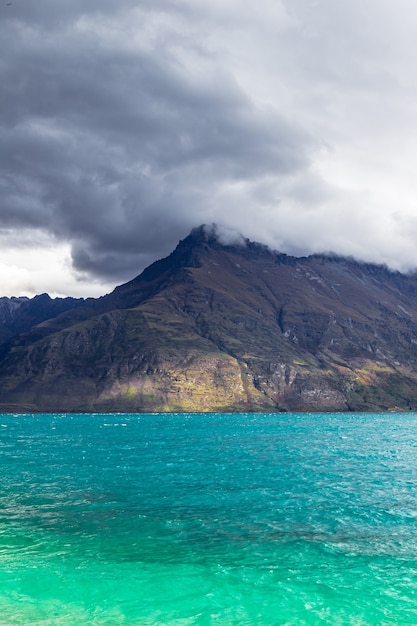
178, 223, 282, 261
180, 223, 246, 249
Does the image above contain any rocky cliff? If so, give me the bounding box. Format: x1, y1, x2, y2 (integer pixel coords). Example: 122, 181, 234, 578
2, 225, 417, 412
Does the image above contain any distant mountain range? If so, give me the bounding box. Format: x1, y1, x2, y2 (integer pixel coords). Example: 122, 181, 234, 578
2, 225, 417, 413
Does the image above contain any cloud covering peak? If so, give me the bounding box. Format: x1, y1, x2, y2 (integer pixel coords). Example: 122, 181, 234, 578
2, 0, 417, 296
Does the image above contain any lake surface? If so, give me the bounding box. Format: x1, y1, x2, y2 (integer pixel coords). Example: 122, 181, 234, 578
1, 412, 417, 625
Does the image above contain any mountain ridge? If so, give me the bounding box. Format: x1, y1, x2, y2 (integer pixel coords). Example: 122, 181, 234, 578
2, 224, 417, 412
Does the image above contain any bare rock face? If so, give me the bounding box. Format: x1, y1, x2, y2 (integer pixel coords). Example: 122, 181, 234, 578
2, 224, 417, 412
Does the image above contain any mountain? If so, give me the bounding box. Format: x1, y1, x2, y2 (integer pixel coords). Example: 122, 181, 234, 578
2, 225, 417, 413
0, 293, 85, 345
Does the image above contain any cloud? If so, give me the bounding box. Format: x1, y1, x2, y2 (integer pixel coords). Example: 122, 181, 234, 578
2, 0, 417, 295
1, 1, 319, 283
0, 230, 109, 298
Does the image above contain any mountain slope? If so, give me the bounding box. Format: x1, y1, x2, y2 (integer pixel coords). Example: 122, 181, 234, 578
2, 225, 417, 412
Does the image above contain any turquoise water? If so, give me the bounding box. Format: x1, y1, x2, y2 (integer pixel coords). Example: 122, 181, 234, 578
1, 413, 417, 625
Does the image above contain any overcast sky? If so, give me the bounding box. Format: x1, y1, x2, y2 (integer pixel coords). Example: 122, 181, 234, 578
3, 0, 417, 297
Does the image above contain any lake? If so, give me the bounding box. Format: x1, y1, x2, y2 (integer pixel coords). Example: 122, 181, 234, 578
1, 412, 417, 624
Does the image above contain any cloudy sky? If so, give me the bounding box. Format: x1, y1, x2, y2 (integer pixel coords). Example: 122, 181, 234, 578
2, 0, 417, 297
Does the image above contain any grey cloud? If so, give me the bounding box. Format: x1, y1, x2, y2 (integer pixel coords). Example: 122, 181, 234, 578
0, 1, 321, 282
5, 0, 417, 293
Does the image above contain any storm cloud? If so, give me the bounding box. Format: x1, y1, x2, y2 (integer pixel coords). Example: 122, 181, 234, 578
2, 1, 417, 295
